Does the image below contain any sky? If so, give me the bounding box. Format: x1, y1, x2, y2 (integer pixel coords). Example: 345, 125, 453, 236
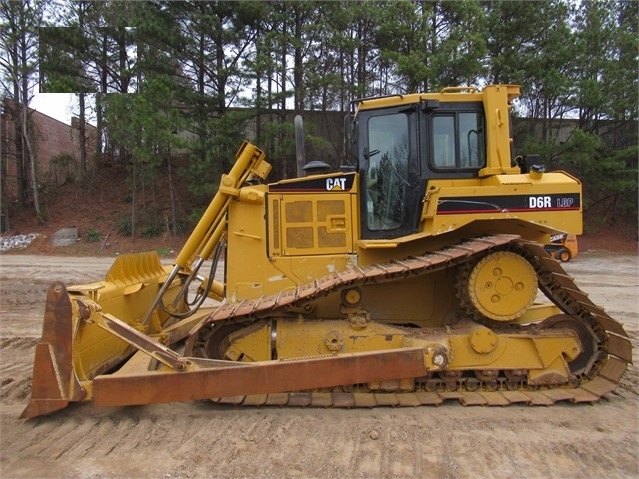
30, 92, 76, 124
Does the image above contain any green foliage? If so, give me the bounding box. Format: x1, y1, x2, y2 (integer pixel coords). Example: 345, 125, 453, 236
571, 0, 638, 129
558, 129, 638, 225
182, 111, 247, 201
39, 26, 94, 93
257, 119, 297, 180
84, 228, 101, 242
116, 216, 133, 237
188, 207, 205, 226
140, 224, 162, 239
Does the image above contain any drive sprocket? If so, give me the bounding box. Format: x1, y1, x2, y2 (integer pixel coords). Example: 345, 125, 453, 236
457, 250, 538, 323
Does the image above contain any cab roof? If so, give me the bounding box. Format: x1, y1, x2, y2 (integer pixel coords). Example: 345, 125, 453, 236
354, 85, 520, 112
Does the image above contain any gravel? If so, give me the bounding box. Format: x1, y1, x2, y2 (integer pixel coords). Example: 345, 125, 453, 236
0, 233, 40, 253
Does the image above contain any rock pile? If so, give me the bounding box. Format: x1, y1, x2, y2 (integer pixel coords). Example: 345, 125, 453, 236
0, 233, 39, 253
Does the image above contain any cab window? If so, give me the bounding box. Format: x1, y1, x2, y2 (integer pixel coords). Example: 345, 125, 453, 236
364, 113, 410, 231
432, 112, 485, 169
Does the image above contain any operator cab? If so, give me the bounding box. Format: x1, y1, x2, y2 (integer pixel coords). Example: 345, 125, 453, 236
350, 96, 486, 240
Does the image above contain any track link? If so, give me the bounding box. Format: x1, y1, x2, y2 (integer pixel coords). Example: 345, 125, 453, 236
191, 234, 631, 407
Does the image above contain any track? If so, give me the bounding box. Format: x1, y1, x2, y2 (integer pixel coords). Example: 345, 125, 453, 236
190, 235, 632, 407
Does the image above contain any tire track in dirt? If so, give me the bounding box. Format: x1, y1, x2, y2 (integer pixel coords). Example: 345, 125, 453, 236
2, 400, 638, 479
0, 253, 637, 479
1, 338, 38, 402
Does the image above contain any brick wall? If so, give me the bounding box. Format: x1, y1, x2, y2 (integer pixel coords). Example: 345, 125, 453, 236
1, 100, 97, 201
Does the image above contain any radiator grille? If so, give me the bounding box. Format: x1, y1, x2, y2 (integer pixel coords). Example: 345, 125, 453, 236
286, 227, 314, 249
317, 200, 345, 221
285, 201, 312, 223
318, 227, 346, 248
271, 194, 352, 255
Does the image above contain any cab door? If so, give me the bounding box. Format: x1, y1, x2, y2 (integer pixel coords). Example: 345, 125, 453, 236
358, 108, 422, 240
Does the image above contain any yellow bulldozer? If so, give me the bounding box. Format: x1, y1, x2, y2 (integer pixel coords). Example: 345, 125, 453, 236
21, 85, 631, 418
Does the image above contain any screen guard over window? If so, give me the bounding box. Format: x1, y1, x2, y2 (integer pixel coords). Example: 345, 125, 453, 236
364, 114, 410, 231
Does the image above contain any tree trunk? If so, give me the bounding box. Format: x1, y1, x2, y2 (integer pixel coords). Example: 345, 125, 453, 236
17, 16, 41, 221
130, 155, 137, 239
0, 109, 9, 231
13, 106, 27, 207
21, 103, 42, 222
293, 7, 304, 113
78, 93, 88, 180
167, 147, 178, 235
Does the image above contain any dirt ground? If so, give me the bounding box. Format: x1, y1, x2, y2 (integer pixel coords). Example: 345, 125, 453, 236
0, 251, 637, 479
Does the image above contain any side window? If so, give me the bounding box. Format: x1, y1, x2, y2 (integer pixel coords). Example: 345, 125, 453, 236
460, 112, 484, 168
364, 113, 410, 231
432, 111, 485, 169
433, 116, 455, 167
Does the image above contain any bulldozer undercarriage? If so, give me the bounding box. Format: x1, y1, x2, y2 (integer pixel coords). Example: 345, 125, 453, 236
183, 234, 630, 407
21, 235, 632, 417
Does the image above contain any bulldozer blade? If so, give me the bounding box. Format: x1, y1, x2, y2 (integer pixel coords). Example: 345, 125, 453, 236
20, 282, 85, 419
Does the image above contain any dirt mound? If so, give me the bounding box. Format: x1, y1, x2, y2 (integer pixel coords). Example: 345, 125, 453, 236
2, 165, 190, 257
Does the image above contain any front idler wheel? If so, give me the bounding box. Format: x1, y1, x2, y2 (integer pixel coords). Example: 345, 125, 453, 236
540, 314, 598, 377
